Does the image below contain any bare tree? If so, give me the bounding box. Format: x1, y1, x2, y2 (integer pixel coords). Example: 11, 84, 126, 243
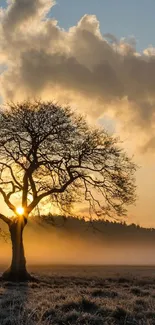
0, 101, 136, 281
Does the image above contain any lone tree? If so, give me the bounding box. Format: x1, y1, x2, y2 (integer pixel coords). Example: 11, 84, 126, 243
0, 101, 136, 281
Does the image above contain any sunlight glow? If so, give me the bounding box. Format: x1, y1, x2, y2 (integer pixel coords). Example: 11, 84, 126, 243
16, 206, 24, 215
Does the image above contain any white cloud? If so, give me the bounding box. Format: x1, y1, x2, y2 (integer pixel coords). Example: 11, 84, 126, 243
0, 0, 155, 151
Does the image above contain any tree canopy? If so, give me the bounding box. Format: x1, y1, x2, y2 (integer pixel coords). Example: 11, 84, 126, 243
0, 100, 136, 221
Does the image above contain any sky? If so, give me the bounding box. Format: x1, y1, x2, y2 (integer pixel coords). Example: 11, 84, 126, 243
0, 0, 155, 227
1, 0, 155, 52
51, 0, 155, 52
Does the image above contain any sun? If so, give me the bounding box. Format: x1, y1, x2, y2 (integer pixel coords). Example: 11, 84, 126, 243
16, 206, 24, 215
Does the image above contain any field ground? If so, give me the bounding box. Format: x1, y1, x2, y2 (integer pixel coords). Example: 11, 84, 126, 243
0, 265, 155, 324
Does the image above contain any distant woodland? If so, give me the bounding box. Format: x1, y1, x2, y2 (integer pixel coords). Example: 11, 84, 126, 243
35, 215, 155, 245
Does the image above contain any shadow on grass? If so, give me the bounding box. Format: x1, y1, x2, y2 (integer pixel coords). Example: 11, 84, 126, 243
0, 280, 30, 324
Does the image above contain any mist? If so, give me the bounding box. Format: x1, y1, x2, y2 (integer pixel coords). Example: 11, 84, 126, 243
0, 219, 154, 267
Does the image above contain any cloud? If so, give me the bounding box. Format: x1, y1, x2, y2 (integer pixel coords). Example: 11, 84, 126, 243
3, 0, 55, 30
0, 1, 155, 151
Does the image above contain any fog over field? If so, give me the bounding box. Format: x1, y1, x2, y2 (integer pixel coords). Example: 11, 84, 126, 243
0, 217, 155, 267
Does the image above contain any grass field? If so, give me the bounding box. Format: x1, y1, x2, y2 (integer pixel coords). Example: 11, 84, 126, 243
0, 265, 155, 324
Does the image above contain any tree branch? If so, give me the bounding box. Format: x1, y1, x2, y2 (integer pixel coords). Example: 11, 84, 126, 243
0, 188, 16, 213
0, 213, 11, 225
27, 174, 79, 213
29, 173, 37, 200
0, 162, 23, 189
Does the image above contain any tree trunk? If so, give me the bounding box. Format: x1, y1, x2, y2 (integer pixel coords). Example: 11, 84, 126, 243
2, 218, 31, 282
